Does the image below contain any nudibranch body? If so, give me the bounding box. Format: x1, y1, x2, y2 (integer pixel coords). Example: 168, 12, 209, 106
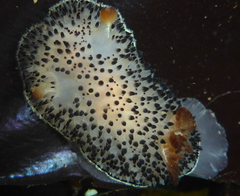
17, 0, 228, 187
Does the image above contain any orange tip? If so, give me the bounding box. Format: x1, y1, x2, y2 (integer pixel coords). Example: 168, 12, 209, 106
31, 87, 44, 100
100, 7, 118, 26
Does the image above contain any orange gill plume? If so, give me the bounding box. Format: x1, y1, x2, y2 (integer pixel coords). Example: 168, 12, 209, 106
162, 107, 197, 185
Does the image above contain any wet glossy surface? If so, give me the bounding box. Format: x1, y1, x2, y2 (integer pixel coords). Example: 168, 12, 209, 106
0, 0, 239, 195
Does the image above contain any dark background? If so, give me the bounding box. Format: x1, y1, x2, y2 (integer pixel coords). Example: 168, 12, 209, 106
0, 0, 239, 195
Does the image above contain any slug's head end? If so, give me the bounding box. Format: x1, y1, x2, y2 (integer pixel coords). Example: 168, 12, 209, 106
100, 7, 118, 26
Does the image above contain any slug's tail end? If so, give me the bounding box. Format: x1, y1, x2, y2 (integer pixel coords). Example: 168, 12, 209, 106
180, 98, 228, 179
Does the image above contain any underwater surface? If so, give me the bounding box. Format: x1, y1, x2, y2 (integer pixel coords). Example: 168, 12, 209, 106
0, 0, 239, 195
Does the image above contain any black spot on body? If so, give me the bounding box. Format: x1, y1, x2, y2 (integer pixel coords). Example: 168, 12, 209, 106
63, 41, 70, 48
54, 40, 61, 45
57, 48, 63, 54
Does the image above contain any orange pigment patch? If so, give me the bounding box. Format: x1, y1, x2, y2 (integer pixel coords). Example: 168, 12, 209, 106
100, 7, 118, 26
31, 87, 44, 100
162, 107, 196, 185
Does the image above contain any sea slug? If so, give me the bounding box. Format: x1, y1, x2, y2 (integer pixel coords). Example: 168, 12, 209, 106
16, 0, 228, 187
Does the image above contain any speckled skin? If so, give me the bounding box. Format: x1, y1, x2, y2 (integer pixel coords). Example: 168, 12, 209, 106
17, 0, 202, 187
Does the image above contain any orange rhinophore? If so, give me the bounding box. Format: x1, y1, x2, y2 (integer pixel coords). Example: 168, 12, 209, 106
100, 7, 118, 26
31, 87, 44, 100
